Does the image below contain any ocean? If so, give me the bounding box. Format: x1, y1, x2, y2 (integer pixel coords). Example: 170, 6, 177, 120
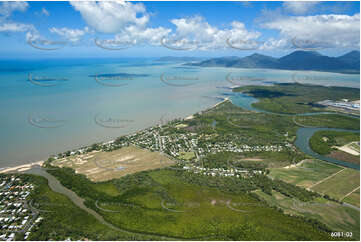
0, 58, 359, 168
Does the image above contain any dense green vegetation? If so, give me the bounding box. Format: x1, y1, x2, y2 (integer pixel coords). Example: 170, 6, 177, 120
234, 83, 360, 114
309, 130, 359, 155
12, 174, 153, 241
46, 167, 333, 240
294, 114, 360, 130
191, 101, 298, 144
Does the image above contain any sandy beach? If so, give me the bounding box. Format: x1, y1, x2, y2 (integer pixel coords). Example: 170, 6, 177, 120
0, 160, 44, 174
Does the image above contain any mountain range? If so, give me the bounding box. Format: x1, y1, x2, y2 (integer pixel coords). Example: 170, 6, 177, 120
157, 56, 204, 62
186, 50, 360, 74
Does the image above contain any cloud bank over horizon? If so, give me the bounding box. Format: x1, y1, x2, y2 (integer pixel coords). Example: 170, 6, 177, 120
0, 1, 359, 57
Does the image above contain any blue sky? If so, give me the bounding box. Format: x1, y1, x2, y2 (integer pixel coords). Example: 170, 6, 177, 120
0, 1, 359, 59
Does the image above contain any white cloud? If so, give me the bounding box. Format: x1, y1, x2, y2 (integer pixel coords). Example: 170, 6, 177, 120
262, 13, 360, 49
25, 30, 40, 42
0, 1, 36, 37
0, 1, 28, 19
49, 27, 89, 42
70, 1, 149, 34
166, 16, 261, 50
114, 25, 171, 45
0, 22, 33, 32
162, 16, 261, 50
69, 1, 262, 51
283, 1, 319, 15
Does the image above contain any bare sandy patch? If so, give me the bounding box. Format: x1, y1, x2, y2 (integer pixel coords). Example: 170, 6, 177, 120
51, 145, 174, 182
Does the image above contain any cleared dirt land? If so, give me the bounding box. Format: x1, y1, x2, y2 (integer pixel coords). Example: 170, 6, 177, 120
327, 150, 360, 164
51, 145, 174, 182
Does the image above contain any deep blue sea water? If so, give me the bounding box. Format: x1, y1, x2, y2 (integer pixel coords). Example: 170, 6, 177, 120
0, 58, 359, 167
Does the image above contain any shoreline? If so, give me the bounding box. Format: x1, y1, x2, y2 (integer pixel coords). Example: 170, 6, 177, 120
0, 160, 44, 174
0, 97, 229, 173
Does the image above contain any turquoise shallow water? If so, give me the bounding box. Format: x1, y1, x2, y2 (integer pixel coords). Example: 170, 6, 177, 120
0, 58, 359, 167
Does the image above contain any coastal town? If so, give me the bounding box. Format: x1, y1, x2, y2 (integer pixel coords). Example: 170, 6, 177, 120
50, 108, 289, 179
0, 176, 42, 241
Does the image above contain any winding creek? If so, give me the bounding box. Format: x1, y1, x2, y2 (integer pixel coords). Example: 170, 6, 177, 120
19, 165, 185, 240
230, 92, 360, 170
294, 128, 359, 170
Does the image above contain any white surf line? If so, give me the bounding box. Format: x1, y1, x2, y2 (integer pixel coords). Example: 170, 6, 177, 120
308, 168, 346, 189
341, 186, 360, 201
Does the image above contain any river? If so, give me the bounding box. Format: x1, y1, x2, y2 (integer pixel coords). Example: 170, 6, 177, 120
230, 92, 360, 170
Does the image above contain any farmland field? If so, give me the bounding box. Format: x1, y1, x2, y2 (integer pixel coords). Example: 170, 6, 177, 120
311, 168, 360, 200
343, 188, 360, 207
269, 159, 343, 188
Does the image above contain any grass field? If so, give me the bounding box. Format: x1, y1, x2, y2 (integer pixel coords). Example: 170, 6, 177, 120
343, 188, 360, 207
51, 145, 174, 182
269, 159, 343, 188
47, 167, 333, 240
178, 151, 196, 160
255, 189, 360, 240
269, 159, 360, 207
311, 168, 360, 200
